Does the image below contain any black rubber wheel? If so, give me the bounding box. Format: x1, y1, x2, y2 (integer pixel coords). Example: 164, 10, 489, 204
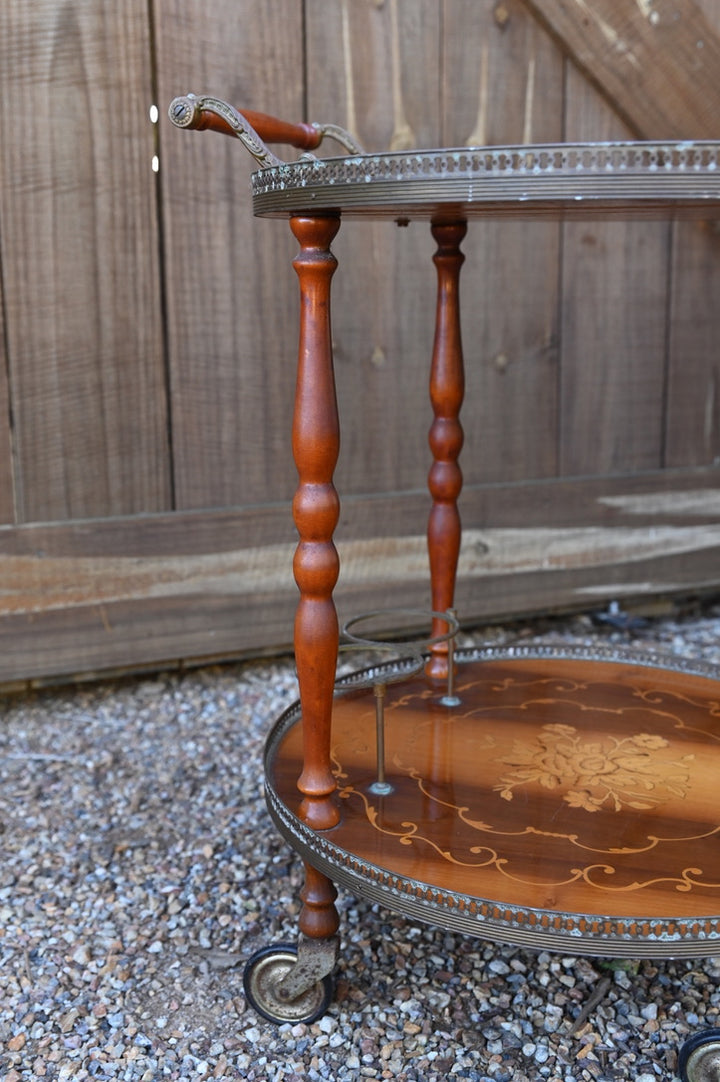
243, 943, 334, 1024
679, 1029, 720, 1082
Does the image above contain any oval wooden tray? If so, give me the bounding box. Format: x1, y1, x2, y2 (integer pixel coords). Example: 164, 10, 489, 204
265, 645, 720, 957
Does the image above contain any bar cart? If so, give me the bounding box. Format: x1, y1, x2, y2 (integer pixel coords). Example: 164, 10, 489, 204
169, 94, 720, 1078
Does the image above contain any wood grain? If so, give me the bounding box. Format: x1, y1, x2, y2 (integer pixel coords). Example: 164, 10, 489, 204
1, 467, 719, 685
664, 0, 720, 468
443, 0, 564, 484
0, 270, 16, 523
270, 654, 720, 925
156, 0, 304, 510
0, 0, 170, 522
290, 214, 343, 832
305, 0, 441, 498
521, 0, 720, 139
666, 221, 720, 467
559, 65, 670, 475
426, 221, 467, 678
1, 2, 720, 682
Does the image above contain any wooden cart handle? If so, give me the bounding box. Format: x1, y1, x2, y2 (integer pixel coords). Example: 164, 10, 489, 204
171, 97, 322, 150
169, 93, 363, 168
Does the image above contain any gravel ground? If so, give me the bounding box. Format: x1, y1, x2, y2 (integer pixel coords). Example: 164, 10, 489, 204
3, 600, 720, 1081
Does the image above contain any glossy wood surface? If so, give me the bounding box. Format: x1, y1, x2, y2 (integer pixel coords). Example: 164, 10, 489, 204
269, 653, 720, 931
290, 214, 342, 833
426, 222, 466, 680
176, 102, 322, 150
298, 860, 339, 941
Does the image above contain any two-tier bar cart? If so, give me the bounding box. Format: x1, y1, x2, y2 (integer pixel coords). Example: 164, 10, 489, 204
170, 93, 720, 1080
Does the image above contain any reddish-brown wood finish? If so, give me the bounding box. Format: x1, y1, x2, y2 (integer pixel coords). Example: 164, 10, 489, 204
181, 103, 323, 150
299, 861, 340, 940
426, 221, 467, 679
270, 656, 720, 927
290, 214, 342, 832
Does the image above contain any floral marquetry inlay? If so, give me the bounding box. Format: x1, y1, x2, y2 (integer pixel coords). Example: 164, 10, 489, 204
494, 723, 694, 813
324, 648, 720, 900
268, 647, 720, 950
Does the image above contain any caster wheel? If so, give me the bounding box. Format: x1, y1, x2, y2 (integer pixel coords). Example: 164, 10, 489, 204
243, 943, 334, 1024
679, 1029, 720, 1082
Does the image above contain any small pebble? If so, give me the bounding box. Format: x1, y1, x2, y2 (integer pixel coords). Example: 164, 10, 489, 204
1, 609, 719, 1077
543, 1005, 564, 1033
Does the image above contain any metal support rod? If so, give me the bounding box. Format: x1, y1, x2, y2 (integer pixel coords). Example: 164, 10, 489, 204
369, 681, 393, 795
441, 608, 461, 708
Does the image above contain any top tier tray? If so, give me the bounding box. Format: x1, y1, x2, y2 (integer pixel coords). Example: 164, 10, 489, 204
250, 140, 720, 221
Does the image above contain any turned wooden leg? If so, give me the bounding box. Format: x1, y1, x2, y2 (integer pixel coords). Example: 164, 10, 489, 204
298, 861, 340, 940
426, 220, 467, 681
290, 213, 342, 832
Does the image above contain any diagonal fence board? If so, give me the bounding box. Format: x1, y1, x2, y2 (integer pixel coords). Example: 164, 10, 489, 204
521, 0, 720, 139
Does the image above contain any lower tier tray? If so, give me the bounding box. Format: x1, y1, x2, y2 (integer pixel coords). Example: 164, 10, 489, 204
265, 644, 720, 957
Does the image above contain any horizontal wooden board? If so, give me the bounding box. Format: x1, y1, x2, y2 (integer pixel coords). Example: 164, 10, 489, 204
1, 466, 719, 686
2, 1, 720, 684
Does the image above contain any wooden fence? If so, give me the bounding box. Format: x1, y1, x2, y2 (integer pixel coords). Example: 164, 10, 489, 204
1, 0, 720, 684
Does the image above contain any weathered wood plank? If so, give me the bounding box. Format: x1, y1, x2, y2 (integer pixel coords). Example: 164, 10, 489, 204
560, 65, 670, 475
307, 0, 440, 154
443, 0, 564, 484
156, 0, 304, 510
2, 0, 718, 686
0, 272, 16, 524
664, 0, 720, 468
521, 0, 720, 138
665, 221, 720, 467
443, 0, 562, 147
1, 467, 719, 683
305, 0, 442, 497
0, 1, 170, 522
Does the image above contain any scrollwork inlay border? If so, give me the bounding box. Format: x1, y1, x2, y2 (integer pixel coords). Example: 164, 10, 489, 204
264, 644, 720, 957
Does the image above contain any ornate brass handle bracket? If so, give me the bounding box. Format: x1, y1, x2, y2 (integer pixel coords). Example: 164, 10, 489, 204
311, 122, 365, 157
168, 93, 363, 168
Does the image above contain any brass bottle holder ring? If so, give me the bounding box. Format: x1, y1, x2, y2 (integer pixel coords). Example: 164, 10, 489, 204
334, 643, 425, 690
342, 607, 460, 650
342, 607, 461, 706
334, 644, 424, 797
338, 609, 461, 795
